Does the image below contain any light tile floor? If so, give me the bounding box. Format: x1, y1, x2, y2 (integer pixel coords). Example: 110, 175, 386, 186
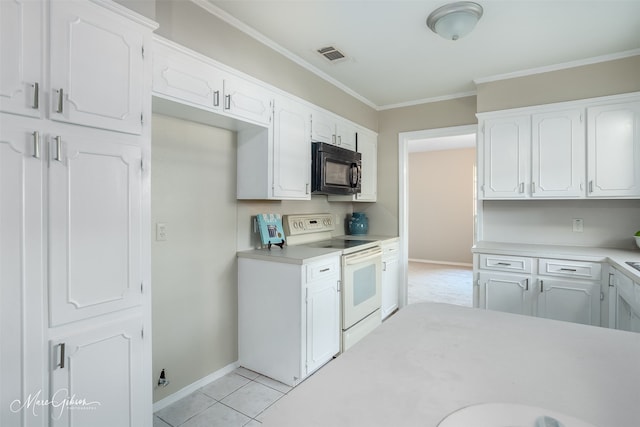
154, 367, 292, 427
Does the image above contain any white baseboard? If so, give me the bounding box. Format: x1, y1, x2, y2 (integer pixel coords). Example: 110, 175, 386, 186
409, 258, 472, 268
153, 360, 239, 412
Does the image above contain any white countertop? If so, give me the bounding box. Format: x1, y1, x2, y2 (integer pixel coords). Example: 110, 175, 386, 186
261, 303, 640, 427
473, 241, 640, 281
237, 235, 398, 264
237, 245, 342, 264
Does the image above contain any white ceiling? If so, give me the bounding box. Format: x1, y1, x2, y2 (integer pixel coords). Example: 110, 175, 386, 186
203, 0, 640, 109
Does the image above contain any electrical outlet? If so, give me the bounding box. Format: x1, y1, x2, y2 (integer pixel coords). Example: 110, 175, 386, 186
572, 218, 583, 232
156, 223, 168, 241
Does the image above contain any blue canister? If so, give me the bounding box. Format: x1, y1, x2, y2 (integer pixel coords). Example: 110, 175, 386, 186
348, 212, 369, 235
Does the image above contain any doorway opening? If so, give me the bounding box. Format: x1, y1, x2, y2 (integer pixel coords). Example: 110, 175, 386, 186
398, 125, 477, 308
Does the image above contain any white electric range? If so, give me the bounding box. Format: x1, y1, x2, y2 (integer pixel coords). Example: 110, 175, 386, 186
283, 214, 383, 352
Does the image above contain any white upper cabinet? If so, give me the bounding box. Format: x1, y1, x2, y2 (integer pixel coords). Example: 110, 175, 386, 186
223, 75, 273, 126
481, 115, 530, 199
355, 129, 377, 202
0, 0, 43, 118
479, 93, 640, 200
311, 109, 357, 151
587, 100, 640, 198
48, 128, 143, 326
152, 38, 225, 111
272, 96, 311, 199
531, 109, 584, 197
49, 0, 146, 134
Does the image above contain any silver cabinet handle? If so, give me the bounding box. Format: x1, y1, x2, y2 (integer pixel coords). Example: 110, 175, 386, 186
32, 131, 40, 159
319, 268, 330, 273
383, 261, 387, 272
525, 278, 529, 291
337, 136, 342, 145
496, 262, 511, 266
32, 82, 39, 109
58, 343, 66, 368
559, 268, 577, 272
54, 136, 62, 161
588, 180, 593, 193
56, 88, 64, 113
332, 134, 336, 145
519, 182, 524, 193
224, 94, 231, 110
213, 90, 220, 107
531, 182, 536, 193
540, 280, 544, 293
305, 183, 309, 194
608, 272, 614, 287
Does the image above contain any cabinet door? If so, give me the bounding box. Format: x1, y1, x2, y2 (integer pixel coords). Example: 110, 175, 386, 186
50, 317, 144, 427
336, 120, 356, 151
310, 110, 335, 144
0, 118, 46, 425
306, 279, 340, 375
273, 96, 311, 199
355, 131, 377, 202
587, 101, 640, 197
49, 130, 143, 326
531, 109, 585, 197
478, 272, 532, 315
50, 0, 145, 134
0, 0, 43, 118
381, 255, 400, 319
152, 40, 225, 111
536, 279, 600, 326
223, 76, 272, 126
481, 116, 530, 199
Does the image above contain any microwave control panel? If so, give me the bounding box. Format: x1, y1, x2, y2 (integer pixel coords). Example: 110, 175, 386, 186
283, 214, 335, 236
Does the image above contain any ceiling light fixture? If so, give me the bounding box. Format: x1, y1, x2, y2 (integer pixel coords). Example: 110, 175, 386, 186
426, 1, 483, 41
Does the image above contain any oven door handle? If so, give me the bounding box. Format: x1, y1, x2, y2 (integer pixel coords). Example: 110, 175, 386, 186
344, 248, 382, 265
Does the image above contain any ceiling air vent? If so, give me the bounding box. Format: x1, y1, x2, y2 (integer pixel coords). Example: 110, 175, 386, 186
317, 46, 347, 63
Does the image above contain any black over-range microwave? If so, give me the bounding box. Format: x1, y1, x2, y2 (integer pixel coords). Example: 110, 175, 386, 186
311, 142, 362, 195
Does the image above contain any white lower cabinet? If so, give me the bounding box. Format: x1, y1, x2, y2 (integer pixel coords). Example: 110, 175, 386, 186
381, 239, 400, 319
49, 317, 144, 427
476, 254, 601, 326
238, 254, 340, 386
608, 267, 640, 332
535, 278, 600, 326
478, 271, 533, 316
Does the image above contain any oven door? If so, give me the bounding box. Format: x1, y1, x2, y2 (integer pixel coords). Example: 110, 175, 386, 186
342, 247, 382, 329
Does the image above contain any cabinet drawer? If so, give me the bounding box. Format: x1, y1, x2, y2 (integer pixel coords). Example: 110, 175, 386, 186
479, 254, 532, 273
538, 259, 601, 280
306, 257, 340, 283
382, 240, 399, 257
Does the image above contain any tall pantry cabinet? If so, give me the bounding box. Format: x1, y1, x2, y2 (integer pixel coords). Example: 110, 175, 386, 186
0, 1, 157, 426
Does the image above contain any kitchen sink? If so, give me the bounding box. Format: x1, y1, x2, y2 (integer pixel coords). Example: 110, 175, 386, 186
626, 261, 640, 272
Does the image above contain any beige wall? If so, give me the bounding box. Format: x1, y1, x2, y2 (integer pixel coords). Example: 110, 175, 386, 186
364, 96, 478, 236
151, 114, 238, 402
477, 55, 640, 112
408, 148, 475, 264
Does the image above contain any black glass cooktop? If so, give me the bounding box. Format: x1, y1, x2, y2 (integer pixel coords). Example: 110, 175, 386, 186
305, 238, 376, 250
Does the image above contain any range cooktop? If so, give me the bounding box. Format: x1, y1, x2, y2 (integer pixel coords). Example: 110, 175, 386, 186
305, 238, 377, 250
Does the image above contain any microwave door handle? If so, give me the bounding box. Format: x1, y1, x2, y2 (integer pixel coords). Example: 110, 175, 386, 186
350, 163, 358, 188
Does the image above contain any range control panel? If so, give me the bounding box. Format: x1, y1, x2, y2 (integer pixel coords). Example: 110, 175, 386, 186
283, 214, 335, 236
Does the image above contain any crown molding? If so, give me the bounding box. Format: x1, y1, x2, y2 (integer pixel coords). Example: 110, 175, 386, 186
474, 48, 640, 85
192, 0, 378, 109
378, 91, 477, 111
